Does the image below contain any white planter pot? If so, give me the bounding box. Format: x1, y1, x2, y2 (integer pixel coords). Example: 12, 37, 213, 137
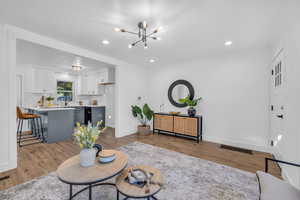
80, 148, 96, 167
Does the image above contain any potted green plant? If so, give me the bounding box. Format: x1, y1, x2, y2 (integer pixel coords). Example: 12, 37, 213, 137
179, 96, 202, 116
131, 104, 154, 134
73, 121, 104, 167
45, 96, 55, 106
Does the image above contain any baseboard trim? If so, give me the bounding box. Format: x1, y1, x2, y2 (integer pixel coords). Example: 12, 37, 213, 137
0, 161, 17, 173
272, 148, 300, 189
204, 135, 272, 153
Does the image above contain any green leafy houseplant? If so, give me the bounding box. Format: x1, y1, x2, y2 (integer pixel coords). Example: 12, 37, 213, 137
131, 104, 154, 126
46, 96, 55, 101
179, 96, 202, 107
179, 96, 202, 116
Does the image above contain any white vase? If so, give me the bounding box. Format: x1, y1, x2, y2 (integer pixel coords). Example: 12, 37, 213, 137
80, 148, 96, 167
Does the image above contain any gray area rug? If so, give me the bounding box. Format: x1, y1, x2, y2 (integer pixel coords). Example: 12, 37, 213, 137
0, 142, 259, 200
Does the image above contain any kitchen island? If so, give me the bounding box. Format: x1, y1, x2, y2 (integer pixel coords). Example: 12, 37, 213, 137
26, 107, 75, 143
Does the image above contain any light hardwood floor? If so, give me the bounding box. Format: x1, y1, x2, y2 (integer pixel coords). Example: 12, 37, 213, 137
0, 128, 280, 190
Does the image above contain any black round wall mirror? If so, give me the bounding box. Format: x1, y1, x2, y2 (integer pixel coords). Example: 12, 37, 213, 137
168, 80, 195, 108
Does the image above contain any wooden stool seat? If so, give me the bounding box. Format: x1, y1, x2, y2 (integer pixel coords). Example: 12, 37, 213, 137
16, 107, 45, 147
20, 114, 39, 119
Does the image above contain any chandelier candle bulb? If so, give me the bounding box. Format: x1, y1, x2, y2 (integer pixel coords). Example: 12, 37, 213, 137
114, 27, 121, 32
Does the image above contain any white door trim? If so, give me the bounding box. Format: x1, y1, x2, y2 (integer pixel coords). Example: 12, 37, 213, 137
0, 25, 17, 172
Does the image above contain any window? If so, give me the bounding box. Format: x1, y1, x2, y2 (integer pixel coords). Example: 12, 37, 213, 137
274, 61, 282, 88
57, 81, 73, 102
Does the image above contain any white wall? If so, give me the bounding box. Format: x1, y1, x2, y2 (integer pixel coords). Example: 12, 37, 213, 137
148, 48, 272, 152
115, 64, 149, 137
104, 84, 115, 127
0, 25, 17, 172
272, 17, 300, 188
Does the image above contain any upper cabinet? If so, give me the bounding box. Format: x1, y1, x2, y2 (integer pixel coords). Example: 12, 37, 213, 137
23, 67, 56, 94
78, 68, 115, 96
98, 68, 115, 85
78, 74, 99, 95
78, 75, 88, 95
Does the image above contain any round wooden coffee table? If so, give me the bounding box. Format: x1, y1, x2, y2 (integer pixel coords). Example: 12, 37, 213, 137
57, 150, 128, 200
116, 165, 163, 200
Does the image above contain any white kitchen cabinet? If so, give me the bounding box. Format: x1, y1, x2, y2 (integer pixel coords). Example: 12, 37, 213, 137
78, 74, 99, 95
32, 68, 56, 94
79, 75, 89, 95
97, 72, 106, 84
87, 75, 97, 95
78, 68, 115, 96
97, 68, 115, 84
23, 67, 56, 94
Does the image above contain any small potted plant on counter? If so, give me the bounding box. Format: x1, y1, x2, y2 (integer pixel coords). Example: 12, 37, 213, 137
131, 104, 154, 134
179, 96, 202, 117
74, 121, 104, 167
46, 96, 55, 106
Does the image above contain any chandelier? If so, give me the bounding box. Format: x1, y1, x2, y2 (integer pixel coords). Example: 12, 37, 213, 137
114, 21, 162, 49
72, 57, 82, 71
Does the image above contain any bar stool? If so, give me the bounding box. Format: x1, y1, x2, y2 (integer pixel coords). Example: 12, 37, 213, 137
16, 107, 45, 147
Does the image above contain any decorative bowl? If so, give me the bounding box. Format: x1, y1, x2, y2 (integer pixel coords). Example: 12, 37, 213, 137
169, 111, 181, 115
98, 150, 116, 163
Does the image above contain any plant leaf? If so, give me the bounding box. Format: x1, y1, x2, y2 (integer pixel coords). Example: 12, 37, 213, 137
131, 105, 142, 118
143, 104, 154, 121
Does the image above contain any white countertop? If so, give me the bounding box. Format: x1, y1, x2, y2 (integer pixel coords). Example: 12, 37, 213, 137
25, 107, 76, 112
68, 105, 105, 107
25, 105, 105, 112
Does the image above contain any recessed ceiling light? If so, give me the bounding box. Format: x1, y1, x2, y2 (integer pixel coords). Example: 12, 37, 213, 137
102, 40, 110, 45
224, 41, 233, 46
149, 59, 155, 63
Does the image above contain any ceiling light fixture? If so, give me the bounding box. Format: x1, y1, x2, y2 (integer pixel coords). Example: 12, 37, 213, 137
224, 41, 233, 46
149, 59, 155, 63
115, 21, 162, 49
72, 57, 82, 71
72, 65, 82, 71
102, 40, 110, 45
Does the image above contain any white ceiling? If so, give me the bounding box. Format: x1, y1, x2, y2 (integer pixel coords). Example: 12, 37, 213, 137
0, 0, 296, 65
17, 39, 113, 73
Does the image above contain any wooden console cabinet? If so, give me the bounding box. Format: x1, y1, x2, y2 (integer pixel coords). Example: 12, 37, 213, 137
153, 113, 203, 143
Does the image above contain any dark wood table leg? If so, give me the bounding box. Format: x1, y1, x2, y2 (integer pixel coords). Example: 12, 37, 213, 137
89, 184, 92, 200
152, 196, 158, 200
69, 184, 72, 200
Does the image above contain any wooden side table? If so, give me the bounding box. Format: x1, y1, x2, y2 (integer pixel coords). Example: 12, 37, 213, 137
116, 165, 163, 200
57, 150, 128, 200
